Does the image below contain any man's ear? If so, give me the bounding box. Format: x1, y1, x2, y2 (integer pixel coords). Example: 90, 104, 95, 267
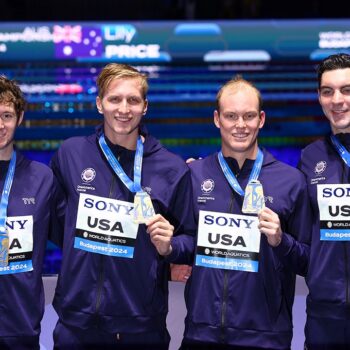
17, 111, 24, 126
214, 110, 220, 129
143, 99, 148, 115
259, 110, 265, 129
96, 96, 103, 114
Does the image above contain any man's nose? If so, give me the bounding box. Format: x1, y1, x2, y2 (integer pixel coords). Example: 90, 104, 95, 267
118, 100, 129, 113
235, 116, 246, 128
332, 90, 344, 104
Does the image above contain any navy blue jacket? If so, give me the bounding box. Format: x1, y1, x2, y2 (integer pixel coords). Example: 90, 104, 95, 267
299, 134, 350, 320
0, 152, 54, 337
184, 149, 311, 349
50, 125, 196, 333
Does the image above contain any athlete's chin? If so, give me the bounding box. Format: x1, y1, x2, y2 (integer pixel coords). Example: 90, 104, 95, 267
230, 142, 252, 153
230, 137, 248, 145
331, 119, 350, 132
0, 141, 12, 152
110, 125, 137, 136
113, 128, 131, 135
0, 137, 10, 145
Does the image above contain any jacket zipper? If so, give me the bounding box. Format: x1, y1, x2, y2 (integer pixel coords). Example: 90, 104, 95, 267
94, 176, 116, 318
220, 193, 235, 342
220, 270, 229, 343
344, 243, 349, 304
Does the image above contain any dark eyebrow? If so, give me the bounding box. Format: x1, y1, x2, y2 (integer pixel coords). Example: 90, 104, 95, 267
320, 84, 350, 90
319, 85, 333, 90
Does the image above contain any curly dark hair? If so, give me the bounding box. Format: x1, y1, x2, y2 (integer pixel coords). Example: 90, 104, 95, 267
0, 75, 26, 118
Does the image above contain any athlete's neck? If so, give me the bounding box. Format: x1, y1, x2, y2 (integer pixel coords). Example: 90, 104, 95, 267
332, 126, 350, 135
104, 130, 141, 150
0, 143, 14, 161
222, 143, 259, 169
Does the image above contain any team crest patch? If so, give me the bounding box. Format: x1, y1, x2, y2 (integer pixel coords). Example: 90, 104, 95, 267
314, 161, 327, 175
201, 179, 215, 194
81, 168, 96, 183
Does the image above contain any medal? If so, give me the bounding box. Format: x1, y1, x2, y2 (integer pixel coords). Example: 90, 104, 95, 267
99, 134, 155, 224
133, 191, 155, 223
0, 227, 9, 267
218, 149, 264, 214
242, 180, 265, 214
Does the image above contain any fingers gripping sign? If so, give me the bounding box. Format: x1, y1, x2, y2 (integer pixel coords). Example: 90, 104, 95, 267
146, 214, 174, 256
258, 207, 282, 247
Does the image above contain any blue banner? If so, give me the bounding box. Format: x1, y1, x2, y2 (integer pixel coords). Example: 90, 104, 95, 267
1, 20, 350, 62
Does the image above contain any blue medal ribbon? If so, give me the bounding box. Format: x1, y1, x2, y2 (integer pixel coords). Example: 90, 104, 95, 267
218, 148, 263, 197
99, 134, 143, 193
0, 151, 16, 234
330, 134, 350, 167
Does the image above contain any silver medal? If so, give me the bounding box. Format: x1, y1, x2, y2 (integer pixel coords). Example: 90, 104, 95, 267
133, 191, 155, 223
242, 180, 265, 214
0, 227, 9, 267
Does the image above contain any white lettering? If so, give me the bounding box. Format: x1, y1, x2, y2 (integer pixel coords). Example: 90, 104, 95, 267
105, 44, 160, 59
319, 31, 350, 49
104, 26, 136, 43
0, 27, 52, 42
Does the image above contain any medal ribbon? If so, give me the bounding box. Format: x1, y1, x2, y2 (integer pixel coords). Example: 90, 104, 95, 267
99, 134, 143, 193
0, 151, 16, 233
218, 148, 263, 197
330, 134, 350, 167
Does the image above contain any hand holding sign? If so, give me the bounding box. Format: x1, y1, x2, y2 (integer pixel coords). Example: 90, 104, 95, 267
258, 207, 282, 247
146, 214, 174, 256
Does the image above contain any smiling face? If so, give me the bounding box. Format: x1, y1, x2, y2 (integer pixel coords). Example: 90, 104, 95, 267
0, 76, 26, 160
214, 84, 265, 162
319, 68, 350, 134
96, 77, 148, 149
0, 102, 23, 159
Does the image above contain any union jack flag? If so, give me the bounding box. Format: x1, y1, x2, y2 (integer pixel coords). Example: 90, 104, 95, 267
53, 25, 82, 44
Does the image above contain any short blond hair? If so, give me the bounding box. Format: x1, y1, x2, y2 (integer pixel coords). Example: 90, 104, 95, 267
96, 63, 148, 99
216, 75, 262, 112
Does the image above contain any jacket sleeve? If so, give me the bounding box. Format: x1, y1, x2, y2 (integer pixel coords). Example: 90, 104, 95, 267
272, 173, 312, 276
48, 150, 67, 248
164, 169, 196, 265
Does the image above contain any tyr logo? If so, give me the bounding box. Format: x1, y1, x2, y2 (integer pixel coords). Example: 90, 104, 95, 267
22, 198, 35, 205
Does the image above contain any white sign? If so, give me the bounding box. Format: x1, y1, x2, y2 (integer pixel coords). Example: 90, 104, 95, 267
195, 210, 260, 272
74, 194, 139, 257
317, 184, 350, 241
0, 215, 34, 275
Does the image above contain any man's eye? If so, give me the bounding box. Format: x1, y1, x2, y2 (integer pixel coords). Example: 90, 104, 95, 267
109, 97, 121, 103
2, 114, 15, 120
244, 114, 256, 120
128, 97, 142, 104
341, 87, 350, 95
320, 89, 332, 96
